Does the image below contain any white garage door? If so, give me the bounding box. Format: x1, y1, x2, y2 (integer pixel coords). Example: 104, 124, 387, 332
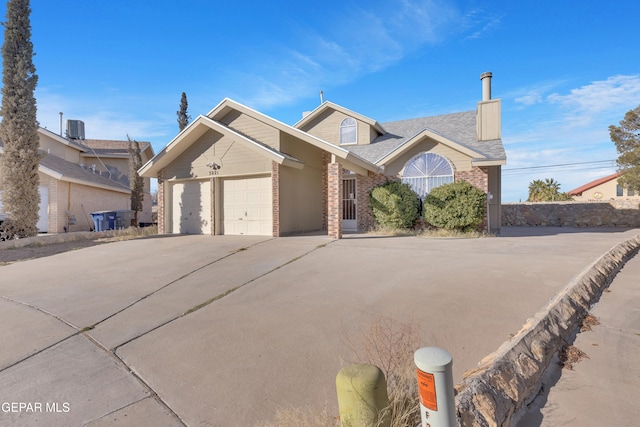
0, 188, 48, 232
37, 186, 48, 232
171, 181, 211, 234
223, 177, 272, 236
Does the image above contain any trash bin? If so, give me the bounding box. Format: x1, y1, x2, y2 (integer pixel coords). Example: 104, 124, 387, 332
114, 210, 134, 228
103, 212, 117, 230
90, 212, 105, 232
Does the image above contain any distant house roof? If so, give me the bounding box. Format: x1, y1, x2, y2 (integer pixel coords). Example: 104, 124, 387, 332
39, 151, 131, 193
567, 172, 622, 196
81, 139, 153, 158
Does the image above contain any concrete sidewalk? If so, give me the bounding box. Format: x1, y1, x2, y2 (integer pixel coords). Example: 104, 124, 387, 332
0, 228, 638, 426
517, 252, 640, 426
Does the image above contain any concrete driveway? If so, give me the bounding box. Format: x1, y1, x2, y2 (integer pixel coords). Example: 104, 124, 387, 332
0, 228, 638, 426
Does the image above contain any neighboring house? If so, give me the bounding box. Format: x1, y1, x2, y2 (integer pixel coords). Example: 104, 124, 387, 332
568, 172, 640, 201
0, 124, 155, 233
140, 72, 506, 238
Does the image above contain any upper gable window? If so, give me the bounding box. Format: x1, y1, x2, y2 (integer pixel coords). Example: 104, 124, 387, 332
401, 152, 454, 199
340, 117, 357, 145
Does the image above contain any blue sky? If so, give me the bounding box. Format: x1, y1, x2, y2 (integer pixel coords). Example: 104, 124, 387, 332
2, 0, 640, 201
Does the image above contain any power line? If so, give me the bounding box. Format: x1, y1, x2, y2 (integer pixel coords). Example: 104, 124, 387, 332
503, 159, 615, 171
502, 160, 615, 174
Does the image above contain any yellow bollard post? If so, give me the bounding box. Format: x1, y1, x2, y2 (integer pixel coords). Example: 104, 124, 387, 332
336, 363, 390, 427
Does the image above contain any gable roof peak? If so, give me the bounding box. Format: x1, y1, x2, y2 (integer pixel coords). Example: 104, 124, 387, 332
293, 100, 386, 134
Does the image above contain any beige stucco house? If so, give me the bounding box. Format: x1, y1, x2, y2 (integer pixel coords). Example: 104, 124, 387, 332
0, 126, 154, 233
568, 172, 640, 201
141, 72, 506, 238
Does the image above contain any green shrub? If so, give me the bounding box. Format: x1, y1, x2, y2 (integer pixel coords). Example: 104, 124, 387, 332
369, 181, 420, 229
423, 181, 486, 231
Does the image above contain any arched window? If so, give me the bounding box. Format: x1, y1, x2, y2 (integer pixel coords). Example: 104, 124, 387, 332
401, 152, 454, 198
340, 117, 357, 145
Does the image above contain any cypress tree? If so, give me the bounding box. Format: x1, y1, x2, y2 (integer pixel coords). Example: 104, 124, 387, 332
177, 92, 190, 132
0, 0, 40, 238
128, 136, 144, 227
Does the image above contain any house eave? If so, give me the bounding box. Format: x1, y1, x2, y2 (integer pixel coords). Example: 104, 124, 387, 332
471, 159, 506, 167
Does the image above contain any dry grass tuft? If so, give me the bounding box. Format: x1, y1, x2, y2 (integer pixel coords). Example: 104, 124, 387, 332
418, 228, 492, 239
366, 225, 416, 237
261, 316, 422, 427
580, 314, 600, 332
345, 315, 422, 427
558, 344, 589, 370
96, 226, 158, 242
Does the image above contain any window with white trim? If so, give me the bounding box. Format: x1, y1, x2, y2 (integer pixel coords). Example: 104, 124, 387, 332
340, 117, 357, 145
401, 152, 454, 199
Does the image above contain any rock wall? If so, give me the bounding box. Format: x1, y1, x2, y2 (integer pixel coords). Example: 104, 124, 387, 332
454, 234, 640, 426
502, 200, 640, 227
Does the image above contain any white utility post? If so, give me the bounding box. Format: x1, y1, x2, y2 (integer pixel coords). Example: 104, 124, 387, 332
414, 347, 456, 427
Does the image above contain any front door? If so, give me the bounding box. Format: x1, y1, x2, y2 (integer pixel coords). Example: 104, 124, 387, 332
342, 177, 357, 231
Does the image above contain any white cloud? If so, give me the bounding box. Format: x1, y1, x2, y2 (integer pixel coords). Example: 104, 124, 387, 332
237, 0, 494, 109
547, 74, 640, 126
36, 88, 173, 145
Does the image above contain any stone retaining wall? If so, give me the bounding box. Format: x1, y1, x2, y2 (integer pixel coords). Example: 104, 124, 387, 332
455, 234, 640, 426
502, 200, 640, 227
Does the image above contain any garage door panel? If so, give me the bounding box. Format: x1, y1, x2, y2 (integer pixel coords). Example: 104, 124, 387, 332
171, 181, 211, 235
222, 177, 272, 236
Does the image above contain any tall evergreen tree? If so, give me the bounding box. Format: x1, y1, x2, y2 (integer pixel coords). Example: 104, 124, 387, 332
177, 92, 190, 132
611, 105, 640, 192
128, 136, 144, 227
0, 0, 40, 238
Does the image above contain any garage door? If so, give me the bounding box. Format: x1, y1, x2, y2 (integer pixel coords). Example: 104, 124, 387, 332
0, 188, 48, 232
37, 186, 48, 232
171, 181, 211, 234
223, 177, 272, 236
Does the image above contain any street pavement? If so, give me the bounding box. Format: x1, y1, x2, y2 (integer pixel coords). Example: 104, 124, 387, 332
517, 248, 640, 426
0, 228, 638, 426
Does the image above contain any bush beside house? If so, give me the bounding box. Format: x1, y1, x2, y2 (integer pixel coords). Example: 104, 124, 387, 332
369, 181, 421, 229
422, 181, 486, 231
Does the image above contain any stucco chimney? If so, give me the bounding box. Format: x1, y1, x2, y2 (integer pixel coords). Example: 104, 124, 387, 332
480, 71, 492, 101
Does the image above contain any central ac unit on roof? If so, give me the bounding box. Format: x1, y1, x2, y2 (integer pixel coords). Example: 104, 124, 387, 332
66, 120, 85, 140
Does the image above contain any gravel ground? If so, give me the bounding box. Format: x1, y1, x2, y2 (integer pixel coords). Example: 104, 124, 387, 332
0, 239, 108, 265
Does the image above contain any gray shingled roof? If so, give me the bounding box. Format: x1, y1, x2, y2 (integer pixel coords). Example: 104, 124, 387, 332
39, 151, 130, 192
346, 110, 506, 164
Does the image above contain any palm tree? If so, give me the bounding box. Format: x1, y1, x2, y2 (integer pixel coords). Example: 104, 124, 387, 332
543, 178, 561, 201
527, 179, 546, 202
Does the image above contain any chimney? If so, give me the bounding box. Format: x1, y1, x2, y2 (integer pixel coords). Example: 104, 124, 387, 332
477, 71, 500, 141
480, 71, 492, 101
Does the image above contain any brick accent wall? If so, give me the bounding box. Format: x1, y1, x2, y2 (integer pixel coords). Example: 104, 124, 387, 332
272, 161, 280, 237
456, 167, 488, 193
157, 170, 165, 234
327, 162, 342, 239
456, 167, 489, 231
357, 172, 396, 231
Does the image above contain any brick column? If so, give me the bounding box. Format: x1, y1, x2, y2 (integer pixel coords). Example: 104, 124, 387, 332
157, 170, 165, 234
327, 161, 342, 239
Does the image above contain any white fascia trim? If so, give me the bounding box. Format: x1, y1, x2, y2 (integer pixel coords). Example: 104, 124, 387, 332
471, 159, 506, 166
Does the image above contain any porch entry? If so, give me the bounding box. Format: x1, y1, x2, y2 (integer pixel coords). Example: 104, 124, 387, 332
342, 177, 357, 231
